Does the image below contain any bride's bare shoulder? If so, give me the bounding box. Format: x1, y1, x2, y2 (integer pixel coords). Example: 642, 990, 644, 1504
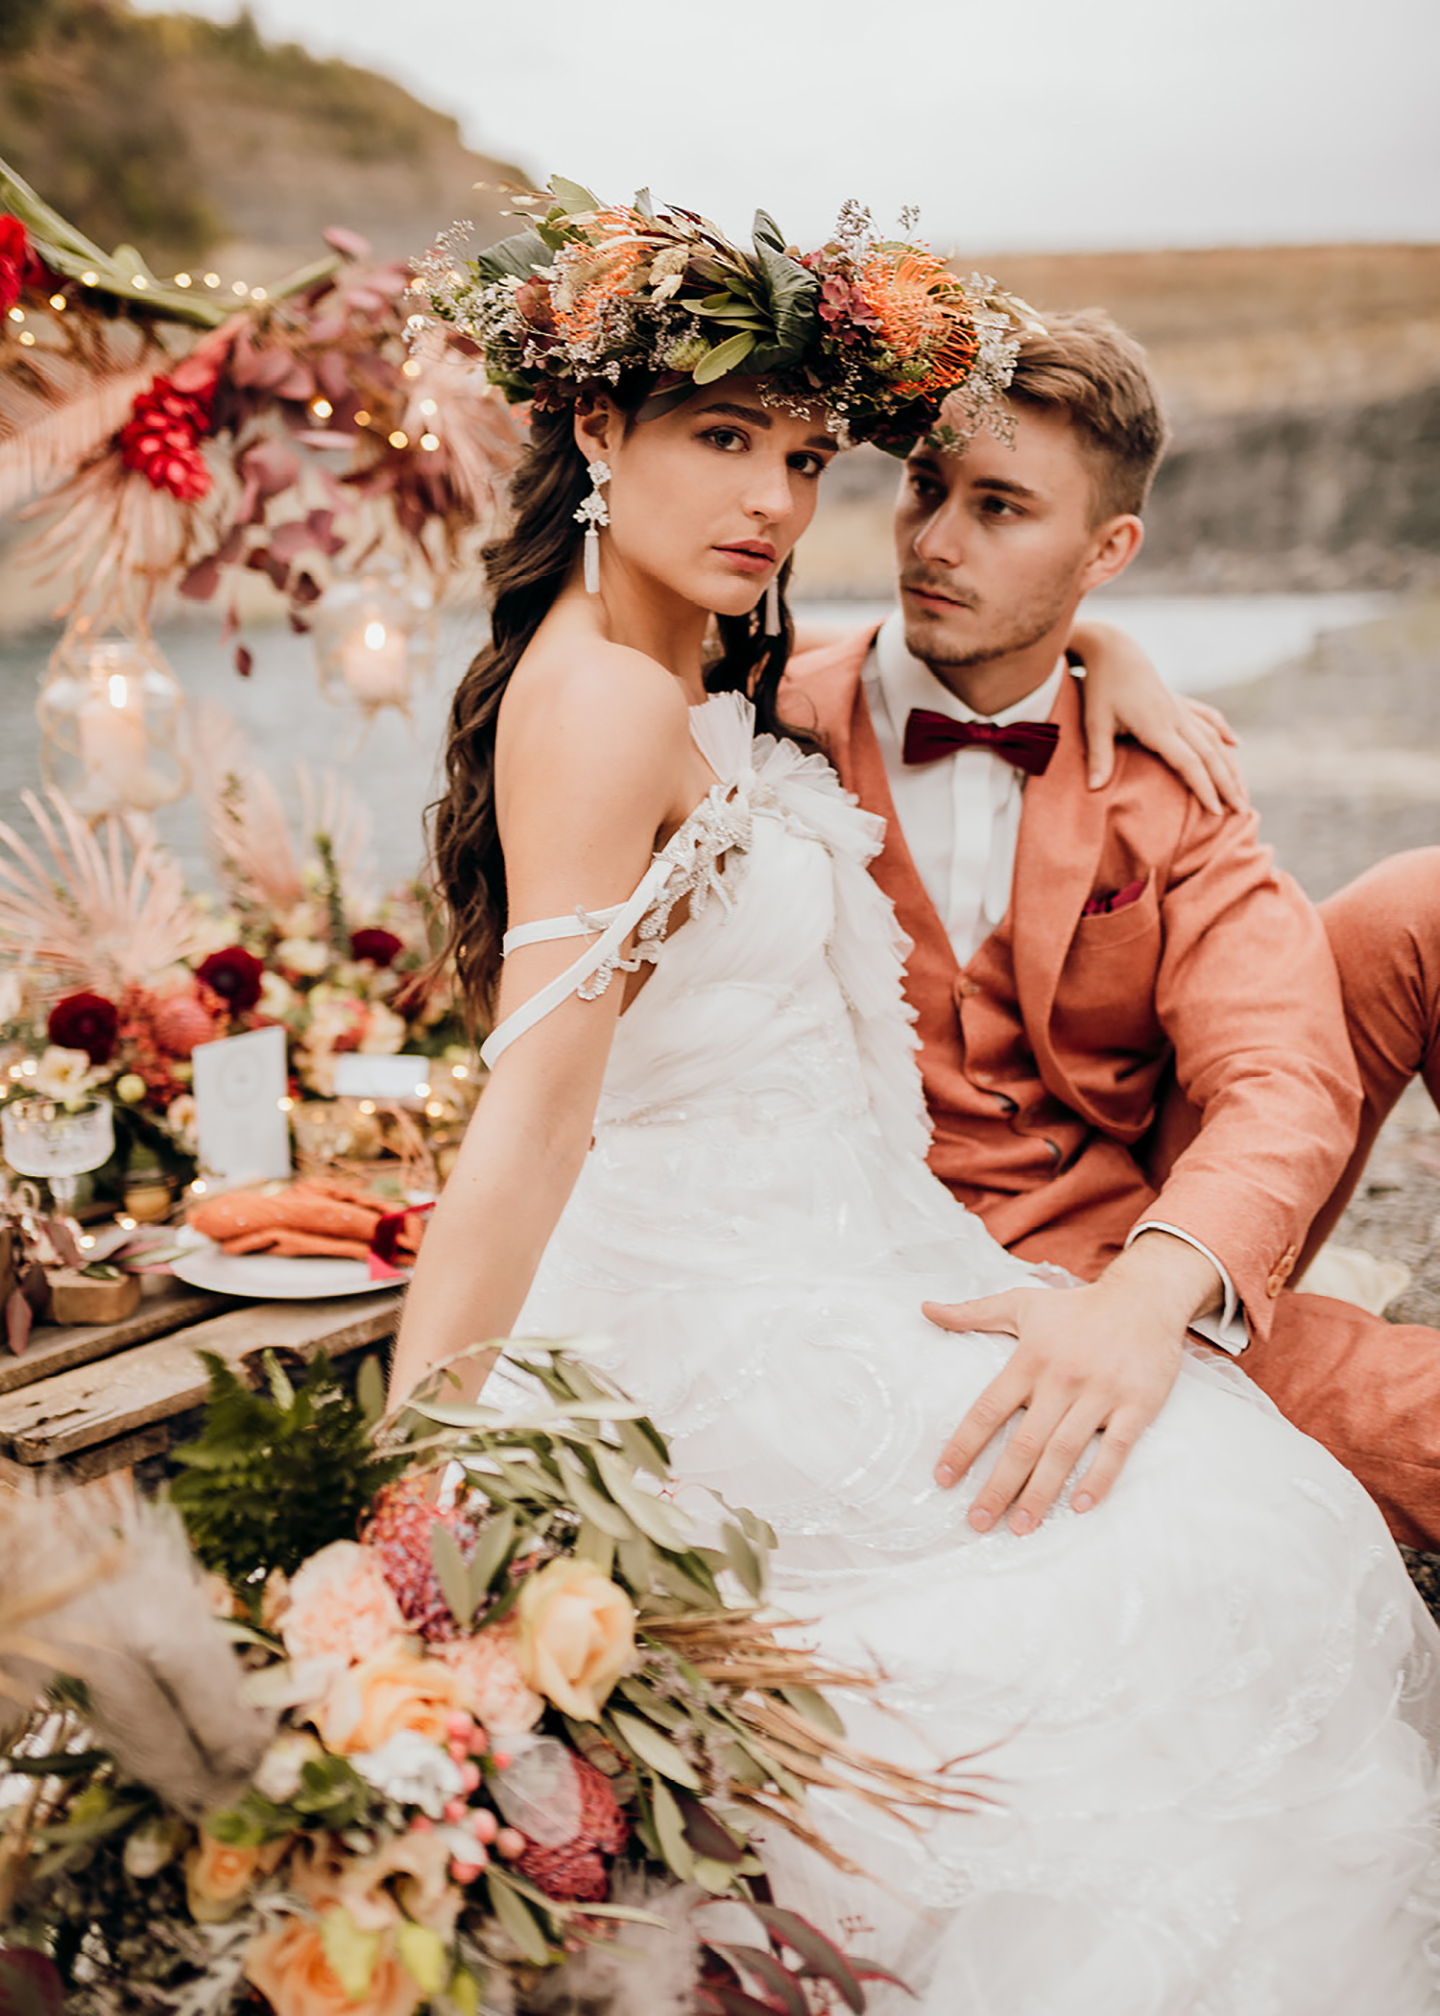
502, 630, 691, 769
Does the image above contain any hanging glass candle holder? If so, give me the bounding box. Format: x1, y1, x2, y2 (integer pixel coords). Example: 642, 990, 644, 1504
312, 564, 437, 719
37, 619, 189, 820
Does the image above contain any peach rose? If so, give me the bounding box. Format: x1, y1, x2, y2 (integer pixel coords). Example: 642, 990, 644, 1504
185, 1829, 262, 1922
310, 1644, 469, 1755
514, 1559, 635, 1723
283, 1542, 405, 1670
439, 1621, 544, 1736
242, 1913, 423, 2016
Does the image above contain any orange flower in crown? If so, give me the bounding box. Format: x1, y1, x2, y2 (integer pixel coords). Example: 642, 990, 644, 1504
412, 179, 1042, 456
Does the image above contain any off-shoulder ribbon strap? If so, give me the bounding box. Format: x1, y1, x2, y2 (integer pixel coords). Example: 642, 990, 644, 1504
479, 854, 678, 1070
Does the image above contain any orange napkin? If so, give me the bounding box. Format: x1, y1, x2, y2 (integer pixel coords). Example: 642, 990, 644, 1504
187, 1178, 426, 1264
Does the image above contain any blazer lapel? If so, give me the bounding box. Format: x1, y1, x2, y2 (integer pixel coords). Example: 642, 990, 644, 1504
1011, 671, 1110, 1065
844, 676, 961, 986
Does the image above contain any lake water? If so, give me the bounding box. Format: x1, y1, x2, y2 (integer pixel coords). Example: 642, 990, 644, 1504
0, 590, 1392, 889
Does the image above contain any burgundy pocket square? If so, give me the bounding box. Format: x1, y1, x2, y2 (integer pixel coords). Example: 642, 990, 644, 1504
1081, 877, 1148, 918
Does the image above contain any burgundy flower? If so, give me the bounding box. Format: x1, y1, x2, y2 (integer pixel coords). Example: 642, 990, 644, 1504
47, 991, 120, 1065
195, 946, 264, 1012
349, 927, 404, 968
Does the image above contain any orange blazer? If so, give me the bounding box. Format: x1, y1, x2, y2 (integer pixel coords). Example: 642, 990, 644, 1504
786, 625, 1362, 1340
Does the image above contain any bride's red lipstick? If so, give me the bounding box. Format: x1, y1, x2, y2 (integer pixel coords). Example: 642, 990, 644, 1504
714, 540, 776, 575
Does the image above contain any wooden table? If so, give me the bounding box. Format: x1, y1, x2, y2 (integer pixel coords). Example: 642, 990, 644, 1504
0, 1277, 403, 1491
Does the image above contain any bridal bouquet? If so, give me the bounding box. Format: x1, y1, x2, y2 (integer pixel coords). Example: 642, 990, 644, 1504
0, 1344, 962, 2014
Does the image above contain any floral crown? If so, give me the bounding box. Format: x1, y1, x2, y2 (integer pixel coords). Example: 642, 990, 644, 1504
413, 178, 1039, 455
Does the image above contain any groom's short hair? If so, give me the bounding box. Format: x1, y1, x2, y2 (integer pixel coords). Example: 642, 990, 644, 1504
1005, 309, 1169, 522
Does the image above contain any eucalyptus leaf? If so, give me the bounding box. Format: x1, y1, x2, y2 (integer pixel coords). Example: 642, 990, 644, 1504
607, 1710, 703, 1792
649, 1776, 696, 1881
466, 1508, 516, 1605
692, 1855, 745, 1895
554, 1448, 635, 1541
692, 332, 757, 385
547, 176, 602, 216
355, 1356, 386, 1428
617, 1676, 687, 1731
721, 1522, 765, 1602
430, 1523, 474, 1629
780, 1684, 845, 1737
593, 1448, 692, 1549
485, 1871, 553, 1965
574, 1521, 615, 1575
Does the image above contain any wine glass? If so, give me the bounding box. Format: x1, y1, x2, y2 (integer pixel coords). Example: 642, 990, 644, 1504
1, 1095, 116, 1217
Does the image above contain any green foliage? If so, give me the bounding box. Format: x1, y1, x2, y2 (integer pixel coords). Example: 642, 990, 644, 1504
168, 1350, 404, 1590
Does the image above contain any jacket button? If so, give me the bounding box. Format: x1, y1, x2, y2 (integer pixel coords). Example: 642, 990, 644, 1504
1265, 1244, 1299, 1297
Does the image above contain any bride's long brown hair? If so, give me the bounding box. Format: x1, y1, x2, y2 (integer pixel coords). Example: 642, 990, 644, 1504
430, 389, 810, 1027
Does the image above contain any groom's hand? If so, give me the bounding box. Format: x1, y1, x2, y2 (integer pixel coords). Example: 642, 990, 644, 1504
925, 1232, 1223, 1534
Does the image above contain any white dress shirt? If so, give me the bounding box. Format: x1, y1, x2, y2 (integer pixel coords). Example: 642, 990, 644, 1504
863, 612, 1247, 1354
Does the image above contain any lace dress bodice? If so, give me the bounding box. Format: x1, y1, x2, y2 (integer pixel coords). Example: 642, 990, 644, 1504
485, 689, 931, 1165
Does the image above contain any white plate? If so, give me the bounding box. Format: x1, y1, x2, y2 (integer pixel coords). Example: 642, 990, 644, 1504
170, 1240, 407, 1301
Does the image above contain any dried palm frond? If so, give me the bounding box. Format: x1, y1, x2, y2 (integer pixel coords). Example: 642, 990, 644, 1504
0, 787, 206, 991
645, 1607, 993, 1878
0, 305, 160, 520
189, 704, 376, 920
0, 1491, 273, 1818
189, 701, 306, 916
403, 333, 521, 527
23, 459, 198, 621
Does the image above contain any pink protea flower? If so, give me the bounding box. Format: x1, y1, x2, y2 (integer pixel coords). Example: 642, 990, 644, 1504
360, 1476, 480, 1642
514, 1753, 629, 1902
152, 993, 219, 1058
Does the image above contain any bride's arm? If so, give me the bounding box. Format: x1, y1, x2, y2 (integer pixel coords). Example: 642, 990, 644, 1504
1070, 619, 1243, 812
388, 662, 693, 1406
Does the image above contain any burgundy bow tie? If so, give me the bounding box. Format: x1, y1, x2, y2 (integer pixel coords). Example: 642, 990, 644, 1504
902, 708, 1059, 777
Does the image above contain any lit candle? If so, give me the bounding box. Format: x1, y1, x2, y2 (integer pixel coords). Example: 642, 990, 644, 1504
76, 673, 153, 812
339, 619, 409, 705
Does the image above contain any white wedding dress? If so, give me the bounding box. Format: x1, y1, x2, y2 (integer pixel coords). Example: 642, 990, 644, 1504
488, 693, 1440, 2013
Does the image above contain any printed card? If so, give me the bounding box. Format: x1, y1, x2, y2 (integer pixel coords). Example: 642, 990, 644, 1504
191, 1024, 292, 1185
331, 1054, 437, 1103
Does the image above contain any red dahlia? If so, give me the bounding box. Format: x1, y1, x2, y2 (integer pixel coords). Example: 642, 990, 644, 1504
119, 376, 215, 502
47, 991, 119, 1065
0, 215, 42, 318
349, 928, 404, 968
195, 947, 264, 1012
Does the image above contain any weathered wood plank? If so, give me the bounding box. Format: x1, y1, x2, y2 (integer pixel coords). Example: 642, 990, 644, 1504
0, 1285, 225, 1396
0, 1292, 402, 1464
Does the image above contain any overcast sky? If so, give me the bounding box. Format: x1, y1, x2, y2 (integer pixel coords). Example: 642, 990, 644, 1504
133, 0, 1439, 253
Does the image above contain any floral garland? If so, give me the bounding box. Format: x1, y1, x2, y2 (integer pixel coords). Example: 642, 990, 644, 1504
415, 178, 1040, 455
0, 1345, 964, 2014
0, 165, 521, 660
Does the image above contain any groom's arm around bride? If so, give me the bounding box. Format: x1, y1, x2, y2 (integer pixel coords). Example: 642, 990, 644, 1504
788, 308, 1440, 1550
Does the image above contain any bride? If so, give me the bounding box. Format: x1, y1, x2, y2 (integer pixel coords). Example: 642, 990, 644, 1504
393, 189, 1440, 2010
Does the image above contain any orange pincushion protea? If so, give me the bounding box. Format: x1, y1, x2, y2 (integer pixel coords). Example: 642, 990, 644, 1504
550, 211, 652, 345
856, 249, 981, 397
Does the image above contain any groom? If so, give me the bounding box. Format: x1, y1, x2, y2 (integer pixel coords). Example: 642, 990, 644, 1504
788, 310, 1440, 1549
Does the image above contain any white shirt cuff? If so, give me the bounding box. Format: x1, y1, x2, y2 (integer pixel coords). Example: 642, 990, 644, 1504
1125, 1220, 1249, 1356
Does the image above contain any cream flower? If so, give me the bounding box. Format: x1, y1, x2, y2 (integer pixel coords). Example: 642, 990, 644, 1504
259, 970, 299, 1020
166, 1092, 198, 1147
514, 1559, 635, 1722
276, 937, 331, 978
32, 1045, 95, 1101
359, 1002, 407, 1056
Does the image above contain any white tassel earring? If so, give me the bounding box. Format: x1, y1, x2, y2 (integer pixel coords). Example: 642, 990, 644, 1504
574, 459, 611, 595
763, 576, 782, 637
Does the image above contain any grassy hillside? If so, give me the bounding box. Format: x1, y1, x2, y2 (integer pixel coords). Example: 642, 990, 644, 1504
0, 0, 524, 273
